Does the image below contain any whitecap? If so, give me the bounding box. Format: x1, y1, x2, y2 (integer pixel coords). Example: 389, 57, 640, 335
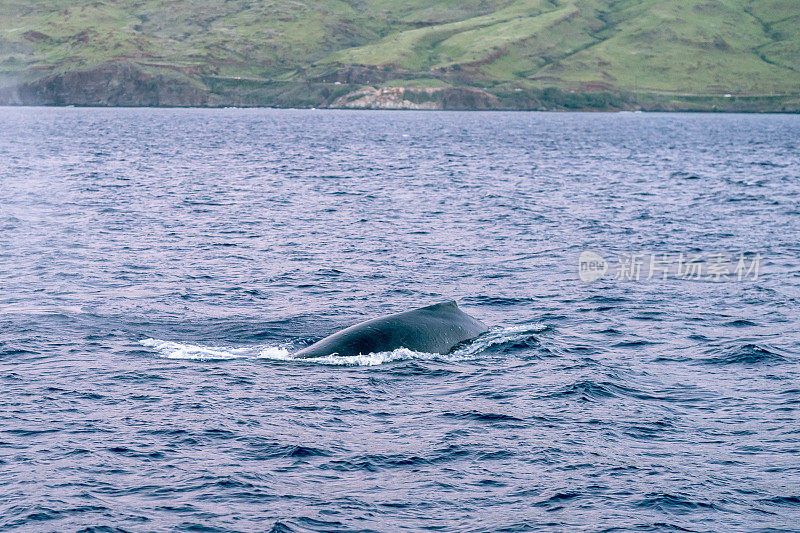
257, 346, 292, 360
450, 323, 548, 357
139, 338, 248, 360
0, 304, 84, 315
259, 346, 436, 366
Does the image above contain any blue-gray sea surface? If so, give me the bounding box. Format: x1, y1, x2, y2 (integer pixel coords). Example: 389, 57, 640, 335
1, 108, 799, 532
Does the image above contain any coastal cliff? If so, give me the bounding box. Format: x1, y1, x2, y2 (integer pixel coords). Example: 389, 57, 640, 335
2, 62, 796, 112
0, 63, 210, 107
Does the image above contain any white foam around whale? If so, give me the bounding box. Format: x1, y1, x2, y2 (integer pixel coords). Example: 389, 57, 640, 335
141, 323, 546, 365
139, 338, 257, 360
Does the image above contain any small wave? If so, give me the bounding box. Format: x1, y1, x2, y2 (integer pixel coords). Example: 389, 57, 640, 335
558, 380, 618, 401
725, 319, 758, 328
141, 324, 546, 366
533, 492, 581, 508
670, 171, 703, 180
442, 410, 524, 423
760, 495, 800, 506
636, 492, 716, 511
462, 296, 535, 306
701, 343, 788, 366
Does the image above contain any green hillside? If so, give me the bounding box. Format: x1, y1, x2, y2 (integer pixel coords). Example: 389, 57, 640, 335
1, 0, 799, 109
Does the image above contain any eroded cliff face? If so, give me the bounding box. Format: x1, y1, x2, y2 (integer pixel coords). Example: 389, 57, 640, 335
329, 86, 499, 110
0, 63, 211, 107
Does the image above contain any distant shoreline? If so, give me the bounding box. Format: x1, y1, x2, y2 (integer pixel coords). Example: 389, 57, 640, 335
2, 65, 798, 113
1, 103, 798, 113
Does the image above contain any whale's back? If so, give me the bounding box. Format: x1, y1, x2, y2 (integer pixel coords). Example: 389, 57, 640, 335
293, 301, 487, 358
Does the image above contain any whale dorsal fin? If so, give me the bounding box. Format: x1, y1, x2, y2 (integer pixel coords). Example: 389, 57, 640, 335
419, 300, 458, 312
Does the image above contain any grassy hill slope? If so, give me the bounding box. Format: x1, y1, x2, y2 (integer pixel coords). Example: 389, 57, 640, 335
1, 0, 798, 109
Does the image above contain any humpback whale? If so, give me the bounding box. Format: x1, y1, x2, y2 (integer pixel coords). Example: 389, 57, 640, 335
293, 301, 488, 358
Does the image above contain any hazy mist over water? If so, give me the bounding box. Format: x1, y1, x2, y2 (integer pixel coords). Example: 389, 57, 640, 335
1, 107, 799, 531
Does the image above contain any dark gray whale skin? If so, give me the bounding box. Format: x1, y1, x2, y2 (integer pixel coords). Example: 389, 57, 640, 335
293, 301, 488, 358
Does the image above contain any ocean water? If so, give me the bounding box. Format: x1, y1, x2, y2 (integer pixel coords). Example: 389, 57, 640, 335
0, 107, 799, 532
